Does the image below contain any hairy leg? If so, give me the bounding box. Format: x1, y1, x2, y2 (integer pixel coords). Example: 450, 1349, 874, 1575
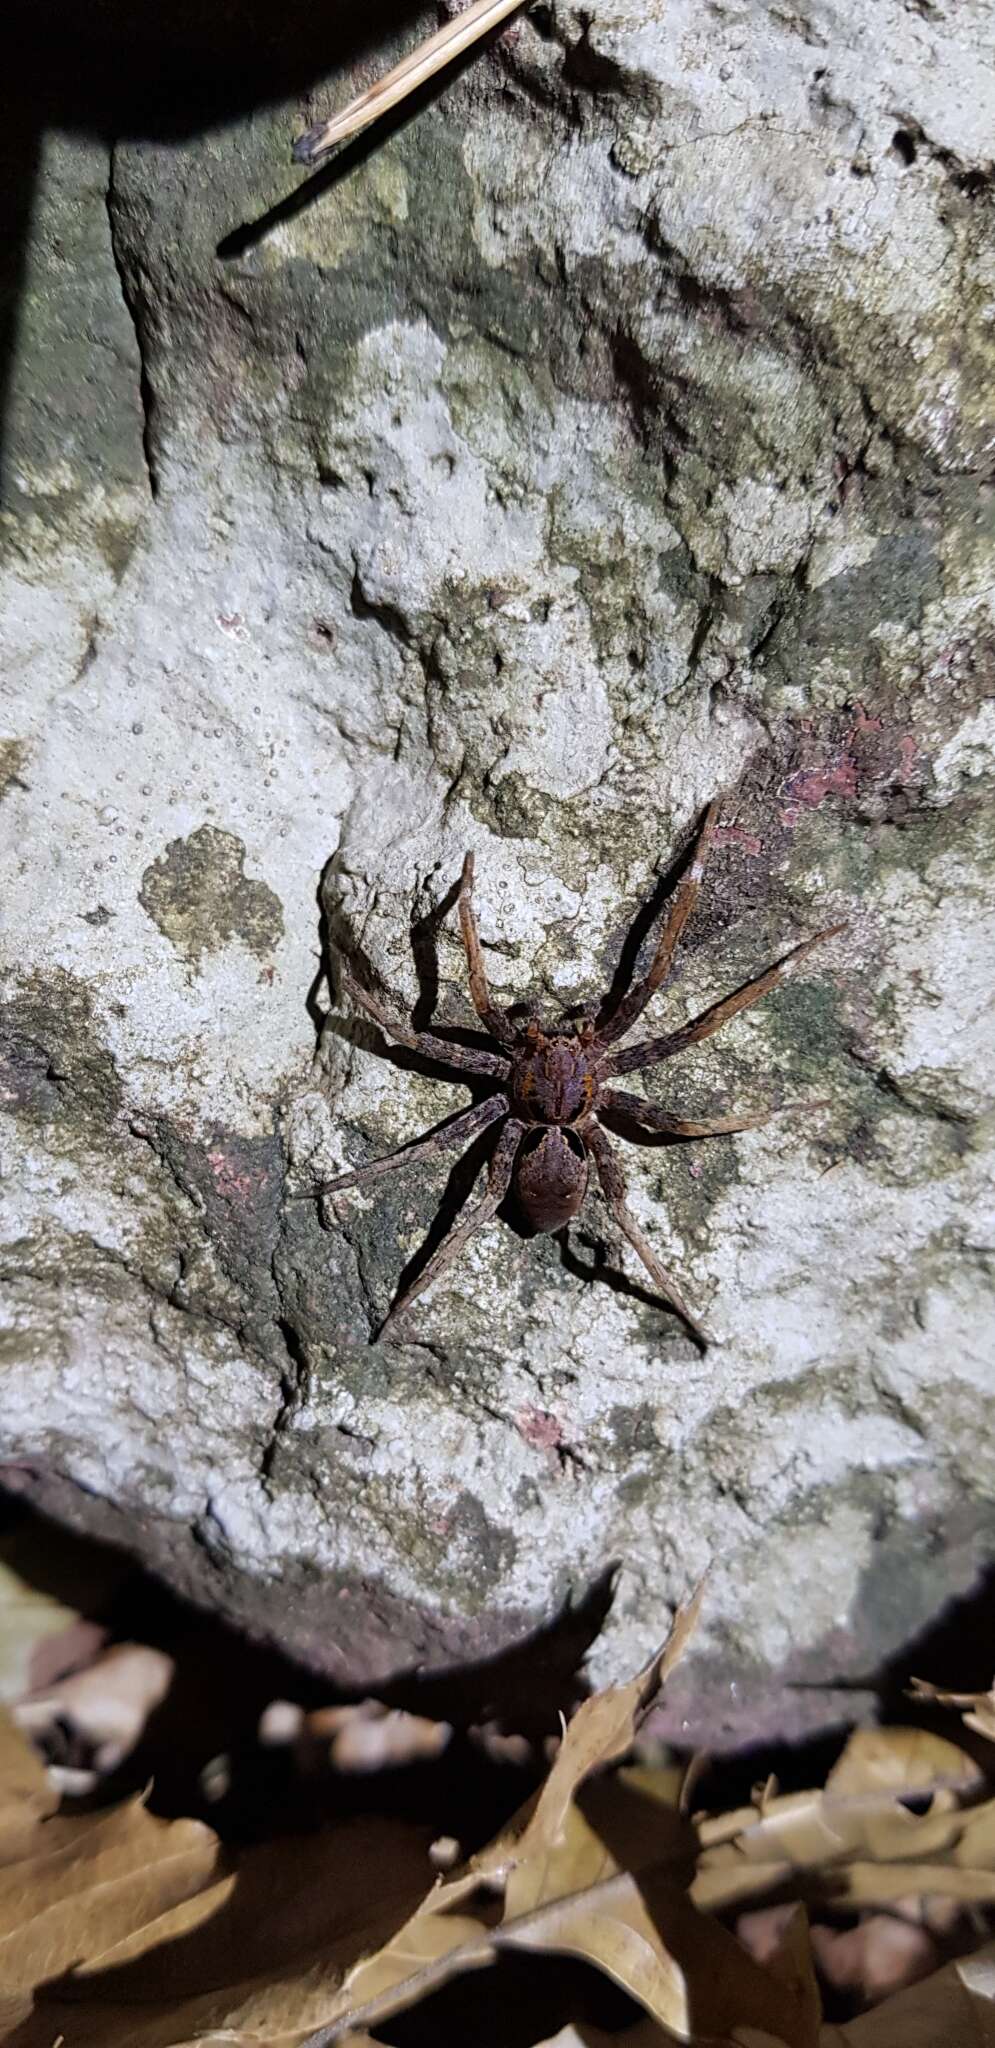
458, 853, 518, 1050
608, 924, 845, 1077
380, 1115, 526, 1339
291, 1095, 508, 1200
585, 1121, 708, 1347
595, 800, 720, 1048
601, 1088, 819, 1139
341, 964, 509, 1080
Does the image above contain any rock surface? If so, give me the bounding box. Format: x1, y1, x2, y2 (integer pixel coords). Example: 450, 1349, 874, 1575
1, 0, 994, 1742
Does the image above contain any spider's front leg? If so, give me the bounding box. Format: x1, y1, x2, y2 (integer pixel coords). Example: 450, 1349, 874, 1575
458, 853, 518, 1050
340, 965, 509, 1080
585, 1121, 709, 1349
595, 800, 720, 1047
608, 925, 846, 1077
380, 1115, 526, 1341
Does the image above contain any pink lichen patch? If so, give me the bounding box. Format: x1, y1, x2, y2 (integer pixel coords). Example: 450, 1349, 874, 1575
780, 705, 922, 825
515, 1405, 565, 1453
898, 734, 918, 781
216, 611, 248, 640
781, 751, 860, 825
206, 1147, 270, 1204
714, 825, 762, 856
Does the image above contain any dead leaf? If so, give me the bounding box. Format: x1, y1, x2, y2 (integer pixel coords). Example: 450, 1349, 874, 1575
0, 1791, 220, 1993
0, 1705, 58, 1860
693, 1727, 995, 1918
11, 1820, 439, 2048
825, 1725, 978, 1802
910, 1676, 995, 1748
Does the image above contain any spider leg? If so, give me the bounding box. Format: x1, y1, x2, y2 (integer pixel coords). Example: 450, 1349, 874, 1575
585, 1121, 708, 1348
600, 1088, 827, 1140
289, 1095, 508, 1200
595, 800, 720, 1048
458, 852, 518, 1050
608, 924, 846, 1077
341, 965, 509, 1080
379, 1115, 526, 1340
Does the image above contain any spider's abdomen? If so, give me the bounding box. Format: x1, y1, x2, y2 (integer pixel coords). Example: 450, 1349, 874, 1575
515, 1127, 589, 1233
510, 1038, 597, 1125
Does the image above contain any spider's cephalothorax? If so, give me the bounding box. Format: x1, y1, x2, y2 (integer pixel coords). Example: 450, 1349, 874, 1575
509, 1020, 599, 1128
310, 802, 843, 1345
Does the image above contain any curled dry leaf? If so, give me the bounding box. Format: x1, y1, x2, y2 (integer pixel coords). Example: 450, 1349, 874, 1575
909, 1676, 995, 1748
694, 1720, 995, 1917
0, 1709, 220, 2041
824, 1725, 980, 1803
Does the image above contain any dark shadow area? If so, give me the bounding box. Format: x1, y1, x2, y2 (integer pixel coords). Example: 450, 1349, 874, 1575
0, 1488, 615, 1840
218, 19, 516, 260
409, 870, 464, 1032
0, 84, 38, 503
381, 1952, 643, 2048
6, 0, 427, 143
0, 0, 430, 478
811, 1549, 995, 1784
303, 855, 335, 1043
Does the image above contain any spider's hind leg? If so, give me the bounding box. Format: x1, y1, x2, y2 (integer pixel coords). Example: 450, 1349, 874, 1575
458, 853, 518, 1051
290, 1094, 508, 1200
586, 1121, 709, 1349
379, 1115, 526, 1341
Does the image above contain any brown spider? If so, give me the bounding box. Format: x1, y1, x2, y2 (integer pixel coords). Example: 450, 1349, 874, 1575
315, 803, 843, 1345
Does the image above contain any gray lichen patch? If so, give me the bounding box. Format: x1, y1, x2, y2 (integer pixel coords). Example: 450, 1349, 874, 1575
0, 740, 29, 802
139, 827, 284, 967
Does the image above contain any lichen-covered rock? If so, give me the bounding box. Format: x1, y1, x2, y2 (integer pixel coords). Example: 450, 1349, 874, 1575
1, 0, 993, 1741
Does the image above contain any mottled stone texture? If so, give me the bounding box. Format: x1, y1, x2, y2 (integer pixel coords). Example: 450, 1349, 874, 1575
1, 0, 993, 1742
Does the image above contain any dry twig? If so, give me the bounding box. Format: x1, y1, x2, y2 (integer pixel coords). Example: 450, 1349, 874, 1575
293, 0, 528, 165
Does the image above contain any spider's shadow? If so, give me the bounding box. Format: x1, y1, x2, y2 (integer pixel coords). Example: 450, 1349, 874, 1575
556, 1224, 700, 1345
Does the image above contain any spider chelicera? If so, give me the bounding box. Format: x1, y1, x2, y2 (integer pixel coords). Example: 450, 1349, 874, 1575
312, 802, 842, 1345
